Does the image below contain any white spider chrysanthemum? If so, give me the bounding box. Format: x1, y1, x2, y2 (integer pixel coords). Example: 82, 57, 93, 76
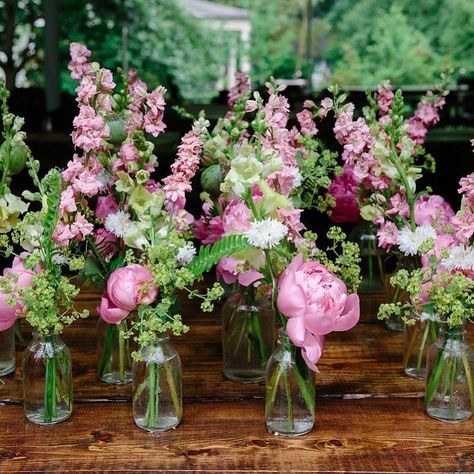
397, 225, 436, 256
176, 243, 197, 266
288, 166, 303, 188
244, 219, 288, 249
105, 210, 132, 238
442, 245, 474, 272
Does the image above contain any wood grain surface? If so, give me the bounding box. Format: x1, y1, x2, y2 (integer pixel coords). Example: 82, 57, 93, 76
0, 288, 473, 473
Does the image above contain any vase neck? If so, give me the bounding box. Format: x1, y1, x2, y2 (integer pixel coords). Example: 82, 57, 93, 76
439, 323, 466, 338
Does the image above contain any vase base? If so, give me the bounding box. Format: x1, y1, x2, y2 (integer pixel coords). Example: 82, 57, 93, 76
25, 407, 72, 425
99, 371, 133, 385
134, 415, 180, 432
223, 369, 265, 384
426, 406, 472, 423
404, 367, 426, 380
0, 362, 15, 376
266, 418, 314, 437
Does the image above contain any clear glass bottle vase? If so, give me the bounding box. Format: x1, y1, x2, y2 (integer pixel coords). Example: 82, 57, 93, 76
265, 330, 315, 436
97, 317, 134, 384
133, 335, 182, 432
425, 324, 474, 422
222, 286, 275, 383
403, 311, 439, 379
0, 324, 16, 376
350, 223, 385, 292
22, 332, 73, 425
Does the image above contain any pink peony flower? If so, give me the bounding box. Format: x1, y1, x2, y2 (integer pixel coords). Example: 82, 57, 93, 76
106, 264, 158, 312
0, 254, 39, 330
277, 254, 360, 371
97, 293, 130, 324
95, 195, 120, 220
216, 257, 263, 287
328, 165, 360, 224
414, 195, 454, 228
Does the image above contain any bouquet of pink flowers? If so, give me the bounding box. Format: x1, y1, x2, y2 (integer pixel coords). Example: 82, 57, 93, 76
64, 44, 222, 430
188, 75, 361, 436
379, 146, 474, 421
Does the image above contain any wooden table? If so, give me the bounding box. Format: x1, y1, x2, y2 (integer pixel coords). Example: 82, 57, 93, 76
1, 289, 473, 473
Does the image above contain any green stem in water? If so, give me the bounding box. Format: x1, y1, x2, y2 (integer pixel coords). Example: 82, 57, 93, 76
416, 320, 431, 372
118, 325, 125, 382
144, 362, 158, 428
164, 362, 181, 421
265, 365, 283, 419
98, 324, 116, 379
44, 335, 57, 423
293, 363, 315, 418
461, 353, 474, 412
283, 370, 294, 433
368, 254, 374, 286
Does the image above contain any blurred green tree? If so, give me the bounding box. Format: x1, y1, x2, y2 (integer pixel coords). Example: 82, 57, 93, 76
331, 4, 441, 85
0, 0, 43, 90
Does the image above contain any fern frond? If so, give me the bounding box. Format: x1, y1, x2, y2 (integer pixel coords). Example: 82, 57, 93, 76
188, 234, 251, 277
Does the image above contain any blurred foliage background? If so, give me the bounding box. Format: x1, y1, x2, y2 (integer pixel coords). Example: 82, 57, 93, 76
1, 0, 473, 101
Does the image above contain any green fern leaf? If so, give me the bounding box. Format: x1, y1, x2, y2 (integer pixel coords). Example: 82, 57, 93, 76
188, 234, 251, 276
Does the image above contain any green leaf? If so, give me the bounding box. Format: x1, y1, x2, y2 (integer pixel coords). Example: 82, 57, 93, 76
187, 234, 251, 277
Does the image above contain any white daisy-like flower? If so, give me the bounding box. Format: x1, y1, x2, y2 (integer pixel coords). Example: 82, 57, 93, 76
52, 254, 69, 266
176, 243, 196, 266
105, 210, 132, 238
397, 225, 436, 256
442, 245, 474, 272
288, 166, 303, 188
244, 218, 288, 249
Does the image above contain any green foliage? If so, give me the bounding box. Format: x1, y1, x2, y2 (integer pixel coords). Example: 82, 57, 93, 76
331, 4, 440, 85
324, 0, 474, 85
58, 0, 225, 102
187, 234, 251, 276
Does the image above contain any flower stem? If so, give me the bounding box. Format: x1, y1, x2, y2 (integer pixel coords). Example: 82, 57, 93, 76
144, 362, 158, 428
283, 370, 294, 432
98, 323, 116, 379
44, 335, 57, 423
164, 362, 181, 421
118, 325, 125, 382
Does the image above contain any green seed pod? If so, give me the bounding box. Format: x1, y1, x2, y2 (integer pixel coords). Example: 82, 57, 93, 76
107, 119, 128, 145
0, 140, 28, 175
200, 164, 223, 197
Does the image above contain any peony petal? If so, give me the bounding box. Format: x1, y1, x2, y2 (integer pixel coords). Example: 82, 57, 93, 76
97, 293, 130, 324
277, 273, 307, 318
286, 317, 306, 346
301, 333, 324, 372
333, 293, 360, 332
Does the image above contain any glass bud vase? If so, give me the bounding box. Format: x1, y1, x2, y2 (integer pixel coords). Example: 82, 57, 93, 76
425, 324, 474, 422
133, 335, 182, 432
350, 223, 385, 293
97, 317, 134, 384
403, 311, 439, 379
23, 332, 73, 425
222, 286, 275, 383
0, 325, 16, 376
265, 330, 315, 436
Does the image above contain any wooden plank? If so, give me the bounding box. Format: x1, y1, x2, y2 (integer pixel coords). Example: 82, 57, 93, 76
0, 399, 473, 473
1, 312, 423, 403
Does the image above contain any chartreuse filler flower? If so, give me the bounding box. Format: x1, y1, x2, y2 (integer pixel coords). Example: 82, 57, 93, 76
379, 165, 474, 421
192, 75, 341, 384
187, 75, 362, 433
